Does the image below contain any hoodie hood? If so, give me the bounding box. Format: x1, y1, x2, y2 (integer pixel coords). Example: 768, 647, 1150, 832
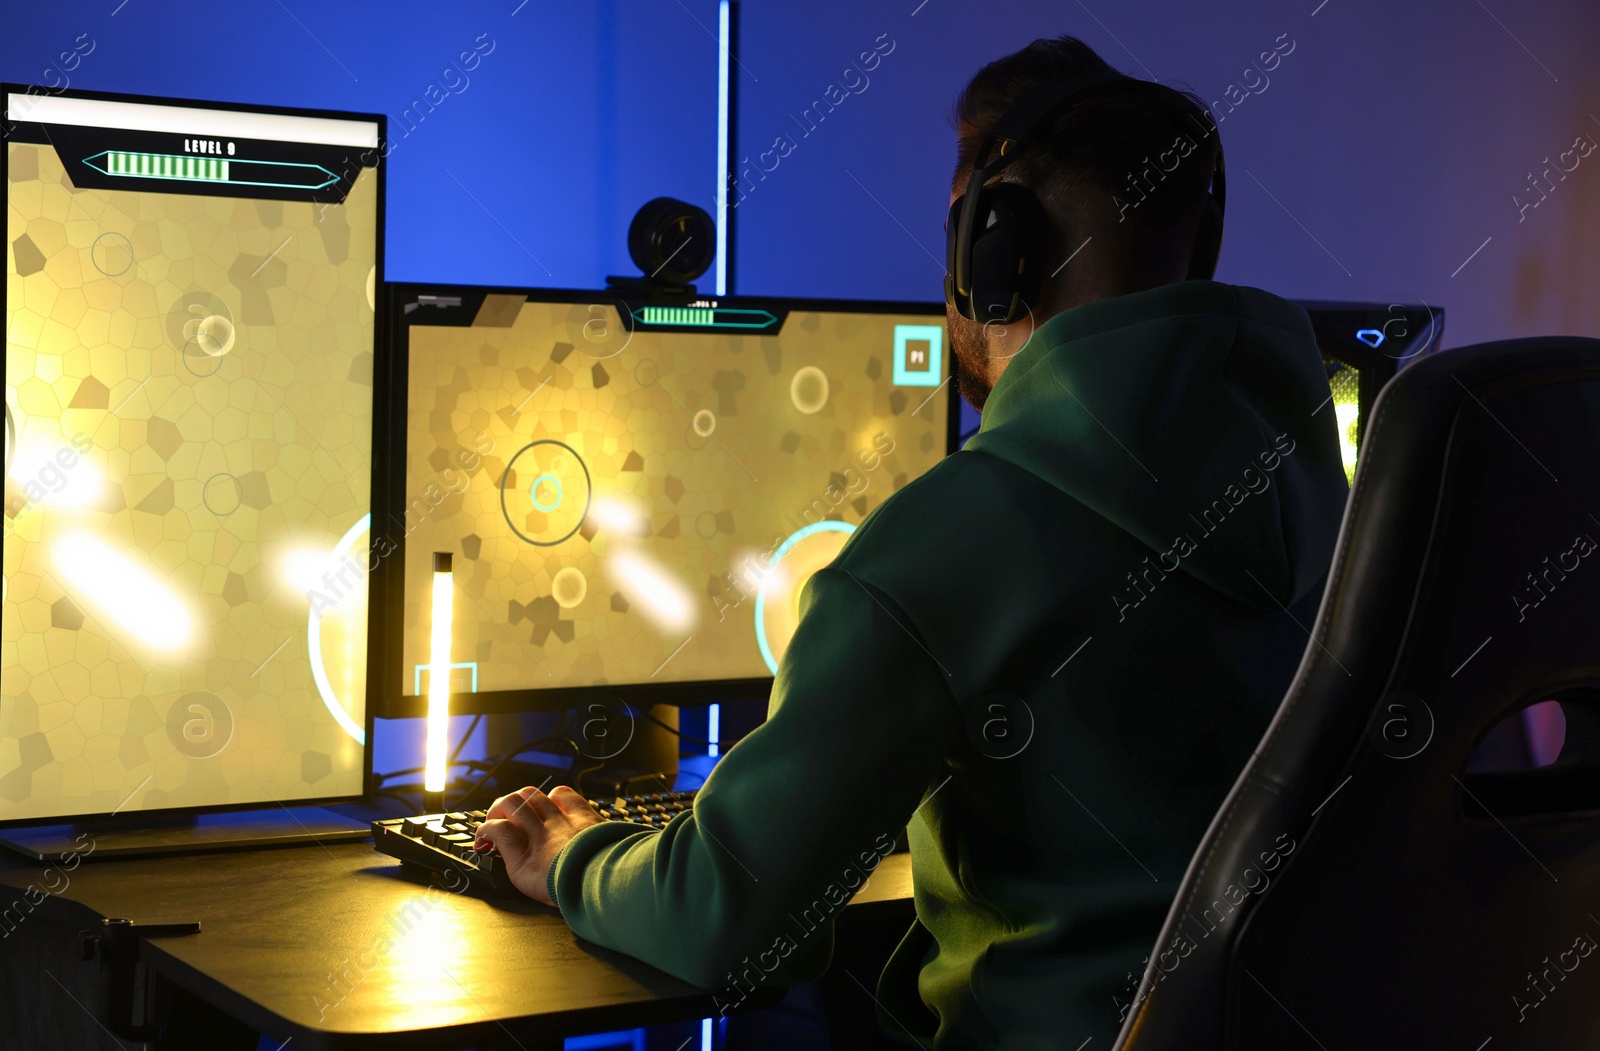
965, 280, 1349, 610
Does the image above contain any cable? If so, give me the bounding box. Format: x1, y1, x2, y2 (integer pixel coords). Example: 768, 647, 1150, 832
371, 761, 477, 792
460, 735, 583, 804
449, 713, 483, 764
552, 706, 575, 740
372, 714, 486, 785
624, 704, 719, 747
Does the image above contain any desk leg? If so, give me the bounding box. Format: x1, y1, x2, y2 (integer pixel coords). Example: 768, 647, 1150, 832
151, 979, 259, 1051
0, 903, 140, 1050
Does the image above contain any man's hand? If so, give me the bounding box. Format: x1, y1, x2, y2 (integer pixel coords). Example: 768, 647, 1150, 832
474, 785, 606, 904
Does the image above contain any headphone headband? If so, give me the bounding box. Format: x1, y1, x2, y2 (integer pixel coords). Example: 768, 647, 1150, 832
984, 68, 1131, 156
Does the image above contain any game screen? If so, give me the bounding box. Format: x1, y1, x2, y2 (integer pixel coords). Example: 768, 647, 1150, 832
2, 91, 379, 822
398, 295, 950, 698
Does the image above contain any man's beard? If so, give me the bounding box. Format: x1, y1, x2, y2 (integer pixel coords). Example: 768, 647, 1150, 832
947, 307, 993, 412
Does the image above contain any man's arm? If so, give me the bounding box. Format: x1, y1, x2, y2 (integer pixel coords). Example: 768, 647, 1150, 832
545, 566, 959, 988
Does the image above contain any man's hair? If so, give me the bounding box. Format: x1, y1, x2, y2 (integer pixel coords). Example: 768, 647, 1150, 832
952, 36, 1220, 281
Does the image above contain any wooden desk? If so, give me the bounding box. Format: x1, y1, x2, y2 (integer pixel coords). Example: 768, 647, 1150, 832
0, 837, 913, 1050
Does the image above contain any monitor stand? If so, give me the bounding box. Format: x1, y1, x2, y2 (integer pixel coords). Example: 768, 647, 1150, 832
0, 806, 370, 861
582, 703, 682, 797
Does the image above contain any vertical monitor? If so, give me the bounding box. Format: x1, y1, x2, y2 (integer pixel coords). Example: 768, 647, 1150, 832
377, 289, 955, 715
2, 88, 383, 823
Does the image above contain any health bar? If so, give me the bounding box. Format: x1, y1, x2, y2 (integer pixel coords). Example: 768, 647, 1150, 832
82, 151, 339, 191
633, 306, 779, 330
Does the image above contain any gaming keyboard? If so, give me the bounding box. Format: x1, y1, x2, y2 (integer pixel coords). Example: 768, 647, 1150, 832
371, 790, 698, 897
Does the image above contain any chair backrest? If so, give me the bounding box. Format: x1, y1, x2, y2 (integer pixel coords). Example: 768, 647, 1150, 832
1114, 336, 1600, 1050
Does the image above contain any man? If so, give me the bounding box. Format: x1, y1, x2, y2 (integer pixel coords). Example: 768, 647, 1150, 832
475, 35, 1349, 1049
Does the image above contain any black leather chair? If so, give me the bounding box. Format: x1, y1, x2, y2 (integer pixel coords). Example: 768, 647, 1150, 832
1113, 337, 1600, 1050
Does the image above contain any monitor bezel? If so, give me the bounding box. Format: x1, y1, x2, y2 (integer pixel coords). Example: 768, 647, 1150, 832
372, 282, 961, 719
1, 83, 386, 829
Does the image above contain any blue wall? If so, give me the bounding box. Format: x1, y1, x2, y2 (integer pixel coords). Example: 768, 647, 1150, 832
728, 0, 1600, 346
7, 0, 1598, 344
5, 0, 716, 289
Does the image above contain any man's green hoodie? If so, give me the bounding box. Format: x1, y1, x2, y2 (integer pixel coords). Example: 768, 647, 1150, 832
548, 281, 1351, 1048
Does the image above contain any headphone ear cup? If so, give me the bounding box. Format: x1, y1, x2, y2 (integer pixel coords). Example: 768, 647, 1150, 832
945, 194, 970, 317
968, 183, 1050, 324
1187, 196, 1224, 280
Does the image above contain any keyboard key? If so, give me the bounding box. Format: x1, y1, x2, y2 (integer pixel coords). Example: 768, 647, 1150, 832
374, 799, 696, 898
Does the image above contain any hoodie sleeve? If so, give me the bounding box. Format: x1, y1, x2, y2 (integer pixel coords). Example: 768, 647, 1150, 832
548, 566, 960, 991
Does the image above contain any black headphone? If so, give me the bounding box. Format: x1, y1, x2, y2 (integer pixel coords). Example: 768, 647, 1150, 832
945, 69, 1227, 324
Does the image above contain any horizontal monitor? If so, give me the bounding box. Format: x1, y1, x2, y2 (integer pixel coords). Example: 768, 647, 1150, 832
377, 288, 956, 715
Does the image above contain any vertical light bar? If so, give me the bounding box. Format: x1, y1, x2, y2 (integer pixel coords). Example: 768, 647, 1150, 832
425, 552, 454, 799
701, 1016, 713, 1051
707, 703, 720, 758
715, 0, 731, 297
